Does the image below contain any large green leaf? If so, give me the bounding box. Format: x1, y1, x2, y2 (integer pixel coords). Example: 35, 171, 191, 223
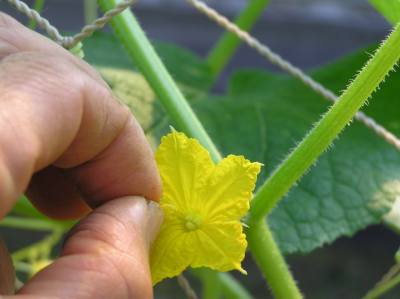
220, 69, 400, 253
84, 33, 400, 254
369, 0, 400, 25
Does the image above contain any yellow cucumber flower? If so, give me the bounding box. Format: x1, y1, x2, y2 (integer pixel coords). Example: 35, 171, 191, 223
150, 131, 261, 284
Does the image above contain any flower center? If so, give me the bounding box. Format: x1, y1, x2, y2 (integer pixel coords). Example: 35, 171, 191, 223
184, 213, 202, 231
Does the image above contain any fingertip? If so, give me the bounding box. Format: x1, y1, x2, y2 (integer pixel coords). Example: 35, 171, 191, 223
19, 196, 157, 299
147, 200, 164, 244
93, 196, 163, 247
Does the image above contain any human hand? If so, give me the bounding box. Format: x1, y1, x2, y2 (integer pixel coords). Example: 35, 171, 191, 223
0, 13, 162, 299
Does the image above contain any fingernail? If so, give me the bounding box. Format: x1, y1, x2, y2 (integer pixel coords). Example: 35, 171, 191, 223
122, 196, 163, 248
146, 201, 164, 244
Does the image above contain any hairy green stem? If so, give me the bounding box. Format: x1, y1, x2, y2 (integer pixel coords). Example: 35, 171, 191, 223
193, 269, 253, 299
247, 221, 302, 299
202, 270, 222, 299
28, 0, 45, 29
97, 0, 221, 162
218, 272, 254, 299
12, 230, 63, 262
84, 0, 98, 24
14, 261, 34, 273
98, 1, 299, 297
0, 216, 68, 231
248, 24, 400, 224
363, 273, 400, 299
207, 0, 270, 77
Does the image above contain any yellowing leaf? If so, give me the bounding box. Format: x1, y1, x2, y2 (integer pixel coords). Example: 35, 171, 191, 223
150, 131, 261, 284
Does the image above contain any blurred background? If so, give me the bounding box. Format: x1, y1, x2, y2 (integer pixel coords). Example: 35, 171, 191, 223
0, 0, 398, 298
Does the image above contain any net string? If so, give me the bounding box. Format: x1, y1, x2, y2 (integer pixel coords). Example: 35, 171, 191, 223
6, 0, 136, 49
186, 0, 400, 152
177, 274, 199, 299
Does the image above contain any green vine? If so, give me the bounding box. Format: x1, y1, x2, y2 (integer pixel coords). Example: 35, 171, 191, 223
12, 230, 61, 262
84, 0, 98, 24
362, 258, 400, 299
207, 0, 270, 78
0, 216, 71, 231
363, 272, 400, 299
247, 221, 302, 299
218, 272, 254, 299
193, 269, 254, 299
97, 0, 221, 162
248, 23, 400, 224
202, 269, 223, 299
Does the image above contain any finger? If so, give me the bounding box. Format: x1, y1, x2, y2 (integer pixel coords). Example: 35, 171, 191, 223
14, 197, 162, 299
0, 50, 161, 219
0, 238, 14, 295
0, 12, 160, 218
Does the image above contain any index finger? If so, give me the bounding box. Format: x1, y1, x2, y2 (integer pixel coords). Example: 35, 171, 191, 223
0, 14, 161, 219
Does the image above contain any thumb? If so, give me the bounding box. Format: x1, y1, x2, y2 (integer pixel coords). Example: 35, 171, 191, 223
15, 196, 163, 299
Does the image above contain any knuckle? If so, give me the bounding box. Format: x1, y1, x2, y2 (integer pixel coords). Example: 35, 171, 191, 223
0, 14, 22, 57
1, 52, 86, 99
0, 12, 18, 28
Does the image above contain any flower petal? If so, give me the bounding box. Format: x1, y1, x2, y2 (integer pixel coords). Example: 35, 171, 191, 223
191, 222, 247, 273
150, 208, 193, 284
201, 155, 261, 222
155, 131, 214, 213
151, 132, 261, 284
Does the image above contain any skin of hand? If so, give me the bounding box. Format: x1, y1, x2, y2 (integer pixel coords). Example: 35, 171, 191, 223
0, 12, 163, 299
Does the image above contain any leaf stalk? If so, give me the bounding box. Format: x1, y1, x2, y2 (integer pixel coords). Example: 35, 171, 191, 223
207, 0, 270, 78
249, 24, 400, 224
